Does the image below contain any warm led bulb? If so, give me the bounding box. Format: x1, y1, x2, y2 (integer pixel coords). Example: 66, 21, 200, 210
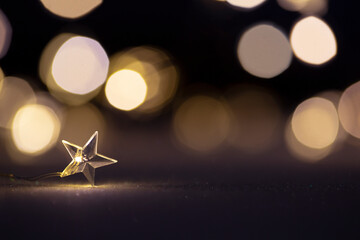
75, 156, 82, 163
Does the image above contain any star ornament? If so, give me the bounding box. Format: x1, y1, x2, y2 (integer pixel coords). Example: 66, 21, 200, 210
60, 131, 117, 186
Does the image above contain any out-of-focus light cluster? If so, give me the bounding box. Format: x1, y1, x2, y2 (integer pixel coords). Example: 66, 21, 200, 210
236, 16, 337, 79
0, 9, 12, 59
277, 0, 328, 16
0, 75, 62, 162
105, 46, 178, 115
237, 24, 292, 79
39, 34, 109, 105
286, 91, 348, 162
40, 0, 102, 19
172, 85, 282, 154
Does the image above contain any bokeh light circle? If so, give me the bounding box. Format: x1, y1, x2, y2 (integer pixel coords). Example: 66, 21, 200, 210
11, 104, 60, 155
52, 36, 109, 95
173, 95, 231, 152
338, 81, 360, 139
108, 46, 179, 115
290, 16, 337, 65
291, 97, 339, 149
105, 69, 147, 111
40, 0, 102, 19
227, 0, 266, 9
237, 24, 292, 78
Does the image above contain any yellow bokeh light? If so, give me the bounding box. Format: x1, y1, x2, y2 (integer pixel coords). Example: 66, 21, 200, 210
173, 95, 231, 152
227, 0, 266, 9
105, 69, 147, 111
285, 117, 331, 162
338, 81, 360, 139
0, 9, 12, 59
291, 97, 339, 149
237, 24, 292, 79
227, 86, 281, 153
290, 16, 337, 65
52, 36, 109, 95
0, 77, 36, 128
108, 47, 179, 115
40, 0, 102, 19
11, 104, 60, 155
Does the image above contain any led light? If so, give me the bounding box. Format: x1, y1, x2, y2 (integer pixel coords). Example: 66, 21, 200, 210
75, 156, 82, 163
61, 131, 117, 186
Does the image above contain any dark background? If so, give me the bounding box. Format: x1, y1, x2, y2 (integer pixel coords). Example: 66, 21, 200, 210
1, 0, 360, 239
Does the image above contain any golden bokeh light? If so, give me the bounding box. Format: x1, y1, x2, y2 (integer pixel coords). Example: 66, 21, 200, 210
338, 81, 360, 139
60, 104, 106, 149
52, 36, 109, 95
39, 33, 102, 105
0, 77, 36, 128
105, 69, 147, 111
108, 47, 178, 114
226, 0, 266, 9
277, 0, 328, 15
173, 95, 231, 152
290, 16, 337, 65
40, 0, 102, 19
0, 9, 12, 59
285, 117, 331, 162
291, 97, 339, 149
11, 104, 60, 155
227, 86, 281, 153
237, 24, 292, 79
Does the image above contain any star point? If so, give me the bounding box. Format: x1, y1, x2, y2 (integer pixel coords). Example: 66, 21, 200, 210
60, 131, 117, 186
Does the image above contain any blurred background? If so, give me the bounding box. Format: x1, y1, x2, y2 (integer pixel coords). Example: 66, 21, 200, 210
0, 0, 359, 184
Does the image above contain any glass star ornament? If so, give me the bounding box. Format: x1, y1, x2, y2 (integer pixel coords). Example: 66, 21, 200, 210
60, 131, 117, 186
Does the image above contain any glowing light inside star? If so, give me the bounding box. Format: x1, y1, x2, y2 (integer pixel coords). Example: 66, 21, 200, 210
226, 0, 266, 9
0, 77, 36, 128
75, 156, 82, 163
52, 36, 109, 95
11, 104, 60, 155
237, 24, 292, 79
227, 86, 281, 153
290, 16, 337, 65
0, 9, 12, 59
40, 0, 102, 19
105, 69, 147, 111
173, 95, 230, 152
291, 97, 339, 149
338, 81, 360, 139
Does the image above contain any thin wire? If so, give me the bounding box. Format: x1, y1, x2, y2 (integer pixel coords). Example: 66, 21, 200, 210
0, 172, 62, 181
